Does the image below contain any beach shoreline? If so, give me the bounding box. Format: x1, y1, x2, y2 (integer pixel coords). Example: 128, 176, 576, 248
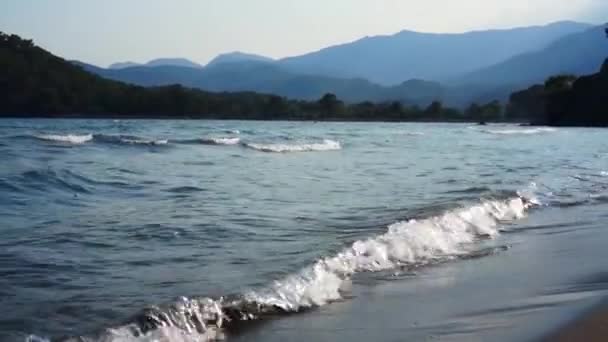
542, 300, 608, 341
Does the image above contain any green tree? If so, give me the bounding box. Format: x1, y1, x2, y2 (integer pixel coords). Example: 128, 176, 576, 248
318, 93, 344, 117
545, 75, 577, 93
424, 101, 443, 117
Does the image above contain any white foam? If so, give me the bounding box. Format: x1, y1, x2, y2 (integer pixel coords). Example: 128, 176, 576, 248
35, 134, 93, 144
46, 192, 537, 341
122, 138, 168, 145
105, 326, 223, 342
201, 137, 241, 145
245, 139, 341, 153
247, 195, 533, 311
483, 127, 557, 135
601, 171, 608, 177
399, 131, 425, 136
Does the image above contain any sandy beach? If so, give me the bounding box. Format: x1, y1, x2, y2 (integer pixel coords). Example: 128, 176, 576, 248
545, 302, 608, 342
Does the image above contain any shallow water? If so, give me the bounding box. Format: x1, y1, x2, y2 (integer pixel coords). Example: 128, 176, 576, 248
1, 119, 607, 341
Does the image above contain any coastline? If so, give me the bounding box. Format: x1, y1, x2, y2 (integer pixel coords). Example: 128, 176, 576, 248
0, 115, 529, 124
543, 300, 608, 342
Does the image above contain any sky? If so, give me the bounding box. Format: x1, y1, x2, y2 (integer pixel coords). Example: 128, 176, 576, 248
1, 0, 607, 67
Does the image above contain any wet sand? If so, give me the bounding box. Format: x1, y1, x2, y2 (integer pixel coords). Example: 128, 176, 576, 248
232, 206, 608, 342
545, 301, 608, 342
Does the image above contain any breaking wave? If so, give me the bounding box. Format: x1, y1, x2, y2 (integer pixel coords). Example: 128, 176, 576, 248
92, 134, 168, 146
399, 131, 425, 136
200, 137, 241, 146
35, 134, 93, 144
244, 139, 341, 153
54, 191, 538, 342
32, 133, 167, 146
482, 127, 557, 135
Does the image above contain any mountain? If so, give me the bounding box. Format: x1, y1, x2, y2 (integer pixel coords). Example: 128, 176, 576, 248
455, 25, 608, 87
79, 21, 602, 107
0, 31, 473, 121
109, 61, 139, 69
145, 58, 203, 69
277, 21, 592, 85
506, 59, 608, 126
206, 52, 274, 67
82, 64, 205, 87
109, 58, 203, 69
78, 59, 446, 105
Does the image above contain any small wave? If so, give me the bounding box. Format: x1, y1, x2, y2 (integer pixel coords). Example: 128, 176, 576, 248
121, 138, 168, 145
482, 127, 557, 135
93, 134, 168, 146
20, 169, 91, 194
35, 134, 93, 144
444, 186, 492, 195
57, 191, 537, 341
26, 335, 50, 342
166, 186, 205, 193
224, 129, 240, 134
399, 131, 425, 136
200, 137, 241, 146
245, 139, 341, 153
601, 171, 608, 177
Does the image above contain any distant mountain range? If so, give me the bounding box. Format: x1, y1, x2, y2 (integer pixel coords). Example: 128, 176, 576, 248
109, 58, 204, 69
76, 21, 607, 107
454, 25, 608, 87
206, 52, 274, 67
277, 21, 592, 85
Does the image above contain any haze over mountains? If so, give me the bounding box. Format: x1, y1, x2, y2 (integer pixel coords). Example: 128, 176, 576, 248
109, 58, 204, 70
77, 21, 607, 107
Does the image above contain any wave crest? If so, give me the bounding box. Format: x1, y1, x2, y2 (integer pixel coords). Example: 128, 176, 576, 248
57, 193, 537, 341
93, 134, 168, 145
245, 139, 341, 153
200, 137, 241, 146
248, 196, 531, 311
35, 134, 93, 144
482, 127, 557, 135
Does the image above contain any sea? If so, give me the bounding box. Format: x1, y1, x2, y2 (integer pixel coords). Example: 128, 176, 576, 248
1, 119, 608, 342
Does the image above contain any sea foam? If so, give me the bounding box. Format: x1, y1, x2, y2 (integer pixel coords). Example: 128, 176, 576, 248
35, 134, 93, 144
200, 137, 241, 145
247, 195, 532, 310
58, 192, 537, 342
245, 139, 341, 153
483, 127, 557, 135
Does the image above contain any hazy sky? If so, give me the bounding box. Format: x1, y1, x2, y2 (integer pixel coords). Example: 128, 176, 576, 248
2, 0, 607, 67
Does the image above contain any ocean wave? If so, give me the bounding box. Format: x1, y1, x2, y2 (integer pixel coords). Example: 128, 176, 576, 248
200, 137, 241, 146
35, 134, 93, 144
32, 133, 168, 146
601, 171, 608, 177
482, 127, 557, 135
399, 131, 425, 136
55, 192, 537, 341
245, 139, 341, 153
19, 169, 91, 195
93, 134, 168, 146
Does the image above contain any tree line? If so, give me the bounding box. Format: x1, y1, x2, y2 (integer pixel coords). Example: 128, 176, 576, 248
2, 30, 606, 125
0, 31, 511, 122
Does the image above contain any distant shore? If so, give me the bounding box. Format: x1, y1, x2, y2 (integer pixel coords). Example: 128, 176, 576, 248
0, 114, 530, 124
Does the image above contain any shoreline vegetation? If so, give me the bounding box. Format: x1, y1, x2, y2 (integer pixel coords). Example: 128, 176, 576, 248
1, 31, 606, 126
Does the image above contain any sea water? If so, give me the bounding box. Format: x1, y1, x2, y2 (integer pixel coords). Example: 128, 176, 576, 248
1, 119, 608, 341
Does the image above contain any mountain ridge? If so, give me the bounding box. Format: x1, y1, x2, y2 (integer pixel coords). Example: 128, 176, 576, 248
109, 57, 203, 69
